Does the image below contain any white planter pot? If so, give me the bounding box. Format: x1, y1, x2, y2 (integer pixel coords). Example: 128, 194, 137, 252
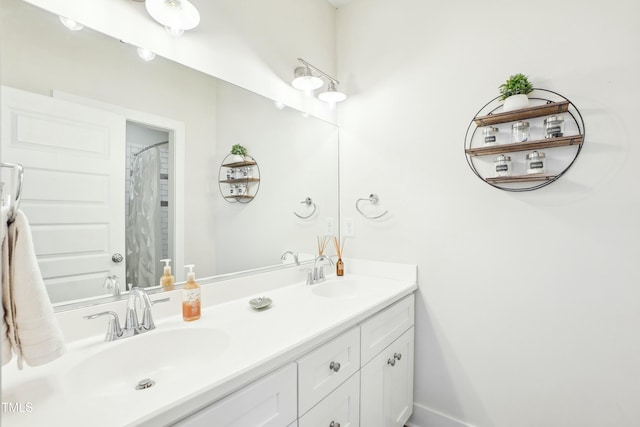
229, 154, 245, 164
502, 94, 529, 112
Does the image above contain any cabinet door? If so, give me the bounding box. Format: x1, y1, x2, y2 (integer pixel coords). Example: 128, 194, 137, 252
298, 326, 360, 415
360, 294, 414, 365
361, 327, 414, 427
173, 363, 297, 427
298, 372, 360, 427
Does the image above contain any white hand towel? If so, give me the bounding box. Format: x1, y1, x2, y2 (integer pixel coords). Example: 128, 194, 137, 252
1, 208, 13, 365
2, 209, 65, 368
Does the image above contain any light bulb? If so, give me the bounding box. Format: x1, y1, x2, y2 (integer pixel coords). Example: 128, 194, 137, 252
59, 16, 83, 31
137, 47, 156, 61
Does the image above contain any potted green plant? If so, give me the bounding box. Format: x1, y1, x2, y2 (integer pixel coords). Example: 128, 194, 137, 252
230, 144, 248, 163
499, 73, 533, 112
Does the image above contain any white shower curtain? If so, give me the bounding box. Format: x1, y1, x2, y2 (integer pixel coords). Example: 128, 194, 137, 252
126, 148, 161, 288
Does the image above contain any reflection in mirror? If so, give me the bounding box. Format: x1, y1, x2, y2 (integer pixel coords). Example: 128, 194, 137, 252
125, 124, 171, 290
0, 0, 339, 310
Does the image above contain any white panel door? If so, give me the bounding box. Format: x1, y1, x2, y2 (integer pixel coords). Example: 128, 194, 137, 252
1, 86, 126, 303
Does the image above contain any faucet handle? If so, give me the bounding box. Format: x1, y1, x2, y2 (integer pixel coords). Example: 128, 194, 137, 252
84, 311, 123, 341
299, 268, 313, 285
141, 297, 170, 331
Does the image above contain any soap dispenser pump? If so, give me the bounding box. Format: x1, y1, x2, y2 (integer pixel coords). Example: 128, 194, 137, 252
182, 264, 201, 321
160, 259, 175, 290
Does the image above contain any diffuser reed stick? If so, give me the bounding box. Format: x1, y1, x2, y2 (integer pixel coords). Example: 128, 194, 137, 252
332, 236, 346, 259
317, 235, 330, 256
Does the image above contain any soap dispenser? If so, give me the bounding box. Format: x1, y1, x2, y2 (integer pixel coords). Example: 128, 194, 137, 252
160, 259, 175, 290
182, 264, 201, 321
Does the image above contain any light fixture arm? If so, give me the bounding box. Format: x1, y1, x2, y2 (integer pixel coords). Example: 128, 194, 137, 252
297, 58, 340, 85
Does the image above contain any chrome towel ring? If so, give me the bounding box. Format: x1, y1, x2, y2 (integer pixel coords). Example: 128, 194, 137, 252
294, 197, 317, 219
355, 193, 388, 219
1, 162, 24, 224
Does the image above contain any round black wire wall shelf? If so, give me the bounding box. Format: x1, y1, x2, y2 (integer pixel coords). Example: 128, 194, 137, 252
218, 154, 261, 203
464, 88, 585, 192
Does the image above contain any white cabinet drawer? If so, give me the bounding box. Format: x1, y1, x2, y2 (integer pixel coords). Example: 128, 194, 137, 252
173, 363, 297, 427
298, 371, 360, 427
360, 294, 414, 365
297, 326, 360, 415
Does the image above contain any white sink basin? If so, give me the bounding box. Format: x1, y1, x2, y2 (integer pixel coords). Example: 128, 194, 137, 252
65, 328, 230, 396
312, 279, 361, 298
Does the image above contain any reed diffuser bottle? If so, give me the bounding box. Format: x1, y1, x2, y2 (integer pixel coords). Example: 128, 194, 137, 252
333, 236, 345, 277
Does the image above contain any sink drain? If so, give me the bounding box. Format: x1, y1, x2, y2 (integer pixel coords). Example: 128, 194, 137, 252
135, 378, 155, 390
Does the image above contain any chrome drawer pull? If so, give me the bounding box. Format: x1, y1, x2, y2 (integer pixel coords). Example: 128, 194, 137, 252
329, 421, 341, 427
394, 352, 402, 361
329, 361, 341, 372
387, 357, 396, 366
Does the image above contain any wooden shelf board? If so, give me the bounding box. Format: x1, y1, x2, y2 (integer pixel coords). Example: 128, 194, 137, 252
219, 178, 260, 184
486, 174, 556, 184
222, 160, 257, 168
473, 101, 570, 127
465, 135, 583, 157
224, 195, 255, 200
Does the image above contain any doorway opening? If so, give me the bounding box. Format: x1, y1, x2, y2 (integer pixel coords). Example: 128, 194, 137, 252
125, 121, 172, 288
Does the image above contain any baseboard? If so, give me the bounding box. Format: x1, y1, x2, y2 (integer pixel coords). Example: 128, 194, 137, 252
405, 403, 476, 427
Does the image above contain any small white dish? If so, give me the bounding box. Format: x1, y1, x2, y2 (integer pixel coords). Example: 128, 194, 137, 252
249, 297, 272, 310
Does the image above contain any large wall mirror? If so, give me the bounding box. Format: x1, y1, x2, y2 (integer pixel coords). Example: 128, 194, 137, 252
0, 0, 339, 309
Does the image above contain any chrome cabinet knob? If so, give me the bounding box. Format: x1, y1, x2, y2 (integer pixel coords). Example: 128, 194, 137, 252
112, 253, 124, 263
394, 352, 402, 361
329, 361, 341, 372
387, 357, 396, 366
329, 422, 341, 427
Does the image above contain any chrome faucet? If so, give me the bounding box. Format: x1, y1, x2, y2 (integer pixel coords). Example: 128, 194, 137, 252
84, 286, 169, 342
281, 250, 300, 265
103, 274, 120, 296
307, 254, 334, 285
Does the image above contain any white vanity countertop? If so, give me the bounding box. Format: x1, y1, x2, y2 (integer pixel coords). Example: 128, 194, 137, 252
2, 261, 417, 427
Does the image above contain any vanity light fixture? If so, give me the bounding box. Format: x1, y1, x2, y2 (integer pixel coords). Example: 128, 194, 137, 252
292, 65, 324, 92
58, 16, 84, 31
145, 0, 200, 37
137, 47, 156, 61
318, 80, 347, 106
292, 58, 347, 106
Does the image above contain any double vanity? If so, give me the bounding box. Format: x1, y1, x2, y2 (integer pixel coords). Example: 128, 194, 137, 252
2, 260, 417, 426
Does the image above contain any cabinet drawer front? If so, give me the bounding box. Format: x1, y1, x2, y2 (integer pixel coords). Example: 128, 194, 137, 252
174, 363, 297, 427
298, 371, 360, 427
360, 294, 414, 365
298, 326, 361, 415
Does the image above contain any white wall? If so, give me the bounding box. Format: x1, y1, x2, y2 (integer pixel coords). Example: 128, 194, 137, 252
336, 0, 640, 426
